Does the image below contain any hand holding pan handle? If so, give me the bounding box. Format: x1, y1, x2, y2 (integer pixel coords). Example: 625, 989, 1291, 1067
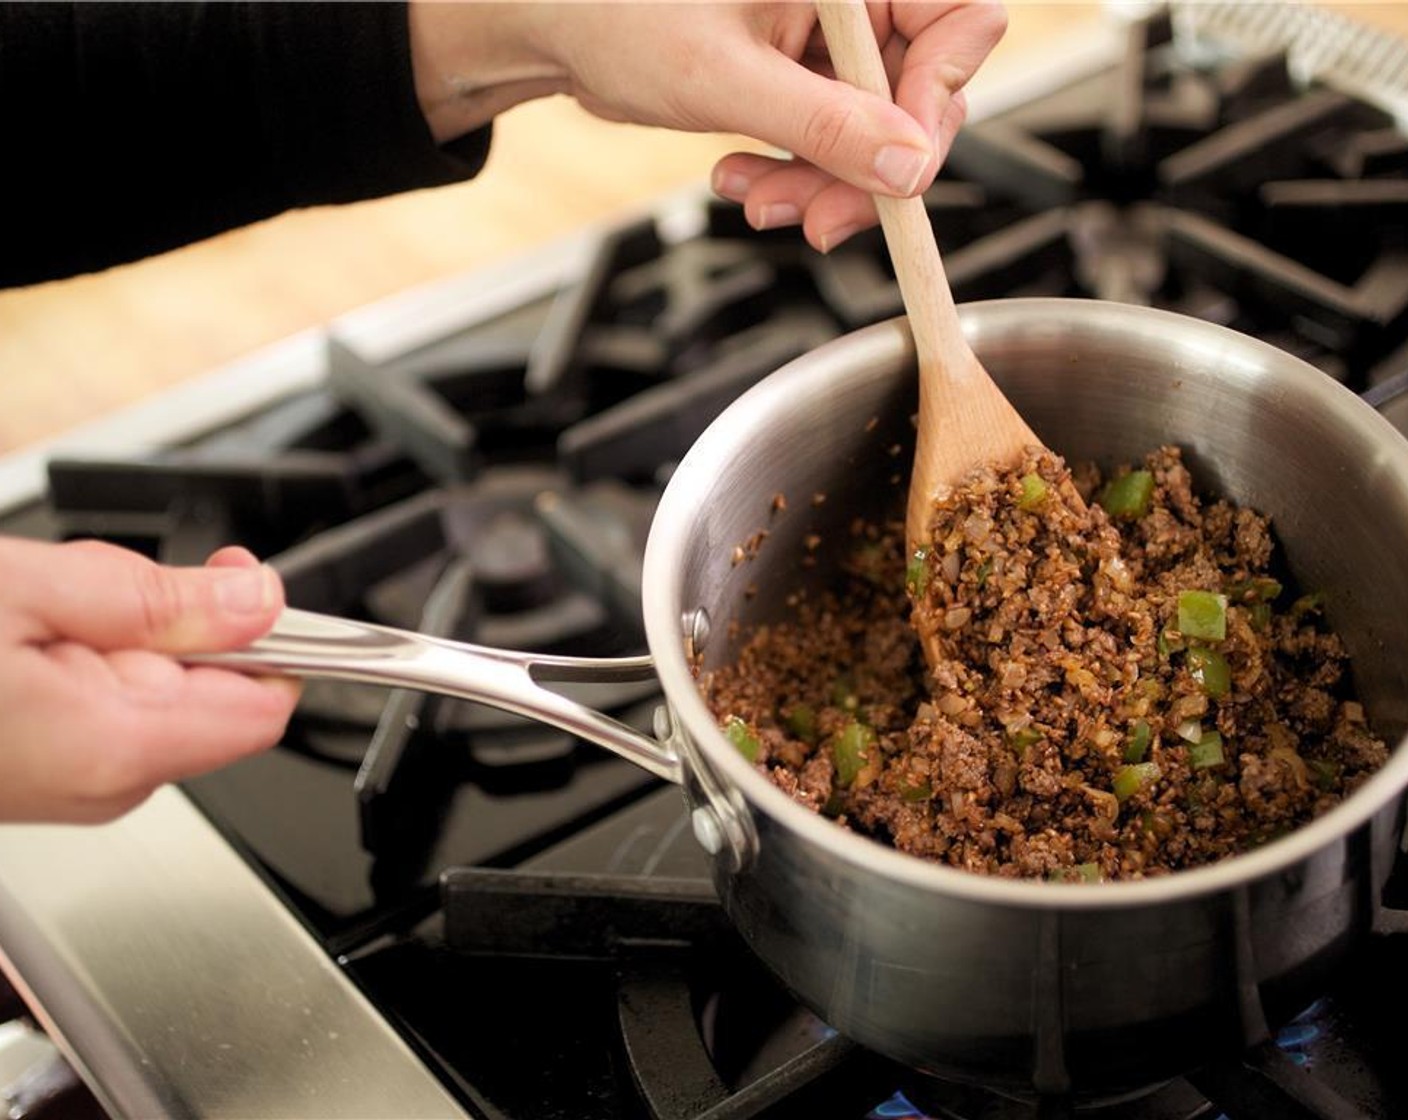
187, 607, 683, 784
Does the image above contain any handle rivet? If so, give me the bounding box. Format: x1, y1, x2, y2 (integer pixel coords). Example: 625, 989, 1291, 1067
684, 608, 711, 658
691, 806, 724, 855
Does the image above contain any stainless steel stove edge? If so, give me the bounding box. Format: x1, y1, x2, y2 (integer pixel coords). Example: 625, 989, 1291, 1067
0, 787, 468, 1120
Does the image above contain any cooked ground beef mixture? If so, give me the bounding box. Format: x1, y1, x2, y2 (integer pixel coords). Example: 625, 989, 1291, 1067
701, 446, 1389, 881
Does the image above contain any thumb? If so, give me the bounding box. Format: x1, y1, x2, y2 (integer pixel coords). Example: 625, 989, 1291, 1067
724, 47, 934, 197
1, 538, 283, 654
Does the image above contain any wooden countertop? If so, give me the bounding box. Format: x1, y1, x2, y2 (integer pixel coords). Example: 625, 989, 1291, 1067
3, 3, 1406, 453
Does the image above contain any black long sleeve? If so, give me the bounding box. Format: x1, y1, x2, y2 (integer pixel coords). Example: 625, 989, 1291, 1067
0, 2, 492, 288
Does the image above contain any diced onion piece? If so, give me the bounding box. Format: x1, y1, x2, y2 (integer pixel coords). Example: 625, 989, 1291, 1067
963, 512, 991, 543
1268, 745, 1309, 790
936, 691, 967, 717
998, 661, 1027, 690
1175, 719, 1203, 743
1101, 554, 1133, 593
1084, 786, 1120, 821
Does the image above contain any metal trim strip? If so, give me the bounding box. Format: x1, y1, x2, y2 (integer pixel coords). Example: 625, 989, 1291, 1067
0, 787, 469, 1120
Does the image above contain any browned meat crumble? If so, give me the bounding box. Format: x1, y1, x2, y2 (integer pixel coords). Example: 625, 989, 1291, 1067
700, 447, 1388, 882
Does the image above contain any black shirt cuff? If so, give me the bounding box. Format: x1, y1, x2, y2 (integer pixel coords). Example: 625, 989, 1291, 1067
0, 1, 492, 287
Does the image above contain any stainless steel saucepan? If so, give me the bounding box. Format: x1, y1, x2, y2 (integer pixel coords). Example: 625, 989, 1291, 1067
199, 299, 1408, 1098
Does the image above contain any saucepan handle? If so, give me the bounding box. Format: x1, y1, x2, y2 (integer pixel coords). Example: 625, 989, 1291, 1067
186, 607, 684, 784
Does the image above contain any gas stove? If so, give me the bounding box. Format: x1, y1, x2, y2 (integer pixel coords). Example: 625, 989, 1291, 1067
4, 4, 1408, 1119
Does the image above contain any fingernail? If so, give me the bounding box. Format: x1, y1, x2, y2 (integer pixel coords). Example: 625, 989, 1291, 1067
873, 144, 930, 195
754, 202, 801, 231
818, 223, 862, 254
711, 167, 752, 201
215, 566, 277, 615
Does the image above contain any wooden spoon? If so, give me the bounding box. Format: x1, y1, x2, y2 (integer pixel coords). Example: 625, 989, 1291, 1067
815, 1, 1044, 552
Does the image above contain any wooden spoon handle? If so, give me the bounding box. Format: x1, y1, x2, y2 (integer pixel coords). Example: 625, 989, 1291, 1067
814, 1, 968, 374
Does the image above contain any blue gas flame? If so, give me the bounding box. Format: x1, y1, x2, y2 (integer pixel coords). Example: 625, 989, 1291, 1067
865, 998, 1328, 1120
867, 1090, 930, 1119
1275, 998, 1326, 1068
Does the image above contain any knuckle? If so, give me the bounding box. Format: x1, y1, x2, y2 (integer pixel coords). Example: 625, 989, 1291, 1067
946, 90, 970, 130
130, 559, 187, 643
981, 1, 1010, 41
935, 60, 969, 95
61, 538, 123, 563
800, 98, 860, 167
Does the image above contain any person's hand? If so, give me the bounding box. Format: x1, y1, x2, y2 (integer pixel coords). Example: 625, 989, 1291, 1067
0, 538, 299, 823
409, 1, 1006, 253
